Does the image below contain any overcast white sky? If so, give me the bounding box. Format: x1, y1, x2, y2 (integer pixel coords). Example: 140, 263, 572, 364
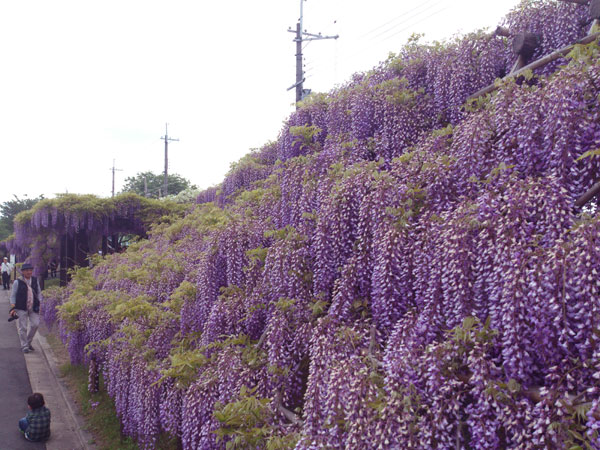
0, 0, 522, 204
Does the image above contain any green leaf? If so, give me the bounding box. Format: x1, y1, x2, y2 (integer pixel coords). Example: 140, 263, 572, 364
548, 422, 563, 432
462, 316, 477, 331
576, 148, 600, 161
507, 379, 521, 394
311, 299, 328, 317
522, 69, 534, 81
568, 429, 584, 441
574, 402, 592, 422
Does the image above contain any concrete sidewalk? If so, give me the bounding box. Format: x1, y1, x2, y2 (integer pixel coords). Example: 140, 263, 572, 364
1, 289, 94, 450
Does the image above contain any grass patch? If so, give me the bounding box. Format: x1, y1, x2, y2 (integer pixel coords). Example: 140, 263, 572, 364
43, 277, 60, 289
59, 363, 139, 450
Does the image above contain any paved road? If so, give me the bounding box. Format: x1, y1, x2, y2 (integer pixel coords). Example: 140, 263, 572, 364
0, 288, 93, 450
0, 288, 46, 450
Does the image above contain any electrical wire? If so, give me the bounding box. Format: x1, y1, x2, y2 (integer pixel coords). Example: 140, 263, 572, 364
304, 4, 449, 80
356, 0, 441, 40
368, 0, 444, 42
305, 0, 445, 75
303, 0, 441, 73
377, 6, 450, 44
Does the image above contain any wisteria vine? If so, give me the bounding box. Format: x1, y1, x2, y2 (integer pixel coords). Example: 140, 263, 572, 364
37, 1, 600, 449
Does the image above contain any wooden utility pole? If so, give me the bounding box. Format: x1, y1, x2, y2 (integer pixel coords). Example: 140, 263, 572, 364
110, 159, 122, 198
295, 22, 304, 104
287, 0, 338, 106
160, 124, 179, 196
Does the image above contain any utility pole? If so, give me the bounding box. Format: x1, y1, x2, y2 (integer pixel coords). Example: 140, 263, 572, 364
110, 159, 123, 198
160, 123, 179, 197
287, 0, 338, 106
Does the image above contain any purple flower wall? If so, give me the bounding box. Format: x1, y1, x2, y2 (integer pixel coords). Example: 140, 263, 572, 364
42, 1, 600, 448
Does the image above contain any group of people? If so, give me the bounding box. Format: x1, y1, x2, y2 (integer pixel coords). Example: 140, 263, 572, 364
4, 259, 51, 442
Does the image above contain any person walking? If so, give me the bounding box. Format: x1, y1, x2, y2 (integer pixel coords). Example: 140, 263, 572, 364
1, 256, 12, 290
49, 259, 57, 278
9, 263, 42, 353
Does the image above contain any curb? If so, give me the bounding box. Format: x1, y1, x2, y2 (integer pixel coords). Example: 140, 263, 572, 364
35, 333, 94, 450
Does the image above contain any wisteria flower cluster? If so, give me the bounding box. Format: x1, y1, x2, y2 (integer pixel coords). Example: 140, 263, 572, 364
4, 193, 187, 278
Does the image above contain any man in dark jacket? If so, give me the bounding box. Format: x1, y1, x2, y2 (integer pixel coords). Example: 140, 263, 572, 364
9, 263, 42, 353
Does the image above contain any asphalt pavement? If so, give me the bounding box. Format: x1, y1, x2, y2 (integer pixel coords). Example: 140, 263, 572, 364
0, 286, 46, 450
0, 288, 94, 450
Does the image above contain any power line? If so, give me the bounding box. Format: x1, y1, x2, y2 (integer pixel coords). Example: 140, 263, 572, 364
368, 0, 444, 42
357, 0, 441, 40
304, 5, 449, 81
303, 0, 442, 75
377, 6, 449, 44
304, 0, 444, 74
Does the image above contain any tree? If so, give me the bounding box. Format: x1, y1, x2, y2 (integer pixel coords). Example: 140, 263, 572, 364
0, 195, 44, 241
162, 186, 202, 204
120, 172, 197, 198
